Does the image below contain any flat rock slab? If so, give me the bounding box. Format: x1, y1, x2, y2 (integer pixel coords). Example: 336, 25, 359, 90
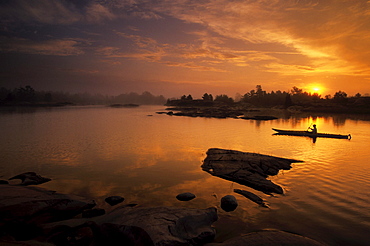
202, 148, 303, 194
205, 229, 326, 246
45, 206, 218, 246
94, 206, 218, 246
0, 185, 95, 225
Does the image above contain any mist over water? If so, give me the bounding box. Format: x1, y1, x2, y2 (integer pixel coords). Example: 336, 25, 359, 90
1, 105, 369, 245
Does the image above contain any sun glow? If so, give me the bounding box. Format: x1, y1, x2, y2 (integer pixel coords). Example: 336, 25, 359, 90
308, 85, 323, 95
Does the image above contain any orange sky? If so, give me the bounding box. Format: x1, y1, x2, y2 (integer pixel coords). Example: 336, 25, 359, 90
1, 0, 369, 98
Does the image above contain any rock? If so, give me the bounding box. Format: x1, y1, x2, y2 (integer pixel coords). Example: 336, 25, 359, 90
92, 206, 218, 246
234, 189, 268, 208
0, 185, 95, 239
47, 221, 154, 246
44, 206, 218, 246
105, 196, 125, 206
205, 229, 327, 246
82, 208, 106, 218
220, 195, 238, 212
0, 180, 9, 184
202, 148, 303, 194
8, 172, 51, 185
176, 192, 196, 201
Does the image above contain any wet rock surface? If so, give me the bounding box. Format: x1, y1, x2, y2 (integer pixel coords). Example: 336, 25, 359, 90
202, 148, 303, 194
0, 185, 95, 241
94, 206, 218, 246
0, 173, 218, 246
205, 229, 326, 246
45, 206, 218, 246
0, 185, 95, 225
47, 221, 154, 246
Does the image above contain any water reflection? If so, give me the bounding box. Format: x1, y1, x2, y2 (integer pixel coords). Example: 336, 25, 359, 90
1, 106, 370, 245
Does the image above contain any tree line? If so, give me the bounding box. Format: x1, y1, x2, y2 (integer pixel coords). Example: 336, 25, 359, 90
0, 86, 167, 106
169, 85, 368, 111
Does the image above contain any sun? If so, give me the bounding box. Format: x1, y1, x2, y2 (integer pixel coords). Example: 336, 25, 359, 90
308, 85, 323, 94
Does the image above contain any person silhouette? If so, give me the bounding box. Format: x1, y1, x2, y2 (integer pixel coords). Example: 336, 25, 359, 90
308, 124, 317, 134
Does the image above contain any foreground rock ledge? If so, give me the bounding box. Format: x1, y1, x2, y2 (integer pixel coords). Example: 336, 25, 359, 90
44, 206, 218, 246
205, 229, 326, 246
202, 148, 303, 194
0, 185, 95, 226
0, 185, 218, 245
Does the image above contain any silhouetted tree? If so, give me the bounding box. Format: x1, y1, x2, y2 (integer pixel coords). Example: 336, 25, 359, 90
291, 86, 303, 95
214, 94, 234, 104
202, 93, 213, 101
333, 91, 348, 103
186, 94, 193, 100
16, 85, 35, 102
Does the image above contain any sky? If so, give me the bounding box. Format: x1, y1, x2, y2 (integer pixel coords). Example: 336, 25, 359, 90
1, 0, 370, 98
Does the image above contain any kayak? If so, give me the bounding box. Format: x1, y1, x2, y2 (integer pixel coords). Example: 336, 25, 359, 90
272, 128, 351, 139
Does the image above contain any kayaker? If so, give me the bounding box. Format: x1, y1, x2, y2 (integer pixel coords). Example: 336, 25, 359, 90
308, 124, 317, 134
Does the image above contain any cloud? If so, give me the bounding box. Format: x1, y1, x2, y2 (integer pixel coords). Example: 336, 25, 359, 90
85, 3, 116, 22
0, 0, 82, 25
0, 0, 117, 25
0, 36, 86, 56
145, 0, 370, 76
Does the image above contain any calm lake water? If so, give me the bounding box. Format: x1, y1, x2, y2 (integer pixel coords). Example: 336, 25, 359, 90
1, 105, 370, 245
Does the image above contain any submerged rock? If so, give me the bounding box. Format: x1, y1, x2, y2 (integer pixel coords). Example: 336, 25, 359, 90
205, 229, 326, 246
202, 148, 303, 194
220, 195, 238, 212
176, 192, 196, 201
105, 196, 125, 206
9, 172, 51, 185
234, 189, 269, 208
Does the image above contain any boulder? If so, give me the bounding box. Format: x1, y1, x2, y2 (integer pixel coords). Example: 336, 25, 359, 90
176, 192, 196, 201
205, 229, 326, 246
220, 195, 238, 212
8, 172, 51, 185
202, 148, 303, 194
105, 196, 125, 206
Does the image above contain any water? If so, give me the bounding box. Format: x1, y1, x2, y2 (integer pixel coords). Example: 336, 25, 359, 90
1, 105, 370, 245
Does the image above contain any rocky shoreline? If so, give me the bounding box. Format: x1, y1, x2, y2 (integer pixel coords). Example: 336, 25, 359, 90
0, 149, 325, 246
156, 106, 279, 120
